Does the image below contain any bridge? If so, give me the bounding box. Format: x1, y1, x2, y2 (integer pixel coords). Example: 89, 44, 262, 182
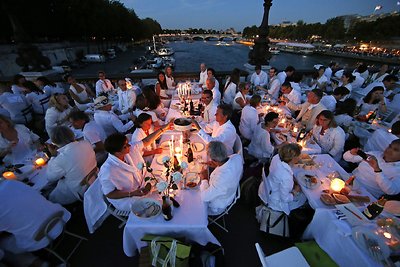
157, 33, 242, 41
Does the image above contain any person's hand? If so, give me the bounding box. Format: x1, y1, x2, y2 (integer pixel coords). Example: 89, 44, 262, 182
191, 118, 201, 130
350, 148, 360, 155
199, 168, 209, 180
366, 156, 381, 172
153, 148, 163, 154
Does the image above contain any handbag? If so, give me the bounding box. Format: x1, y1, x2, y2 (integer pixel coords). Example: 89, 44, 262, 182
141, 235, 191, 267
256, 205, 289, 237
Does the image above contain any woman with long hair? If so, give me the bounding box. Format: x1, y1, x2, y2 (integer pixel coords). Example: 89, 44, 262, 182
357, 86, 387, 116
223, 68, 240, 105
44, 94, 73, 137
131, 113, 162, 160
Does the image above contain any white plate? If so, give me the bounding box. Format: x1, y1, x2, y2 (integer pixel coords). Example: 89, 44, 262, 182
185, 172, 200, 189
297, 173, 319, 189
192, 142, 205, 152
131, 198, 161, 219
384, 201, 400, 216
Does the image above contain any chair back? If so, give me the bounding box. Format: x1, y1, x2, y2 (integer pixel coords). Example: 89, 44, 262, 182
233, 134, 243, 162
34, 210, 65, 242
255, 243, 268, 267
80, 167, 99, 187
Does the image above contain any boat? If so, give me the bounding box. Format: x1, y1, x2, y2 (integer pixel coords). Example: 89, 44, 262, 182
276, 42, 315, 55
157, 47, 175, 56
216, 41, 232, 46
269, 47, 280, 55
161, 56, 176, 69
147, 57, 163, 69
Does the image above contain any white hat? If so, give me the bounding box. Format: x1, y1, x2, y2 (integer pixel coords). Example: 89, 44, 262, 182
94, 96, 111, 109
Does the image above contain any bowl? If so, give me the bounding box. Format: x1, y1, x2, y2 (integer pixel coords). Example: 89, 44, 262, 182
174, 118, 192, 131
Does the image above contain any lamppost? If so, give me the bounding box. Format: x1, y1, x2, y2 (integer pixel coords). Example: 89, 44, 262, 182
248, 0, 272, 66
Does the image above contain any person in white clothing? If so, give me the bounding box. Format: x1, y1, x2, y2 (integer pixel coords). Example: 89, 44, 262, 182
193, 104, 237, 155
10, 74, 27, 95
207, 68, 219, 90
311, 66, 328, 91
46, 126, 97, 205
333, 71, 354, 93
320, 86, 350, 112
277, 66, 295, 85
200, 90, 218, 124
248, 112, 280, 162
206, 77, 221, 105
0, 180, 70, 254
334, 98, 357, 129
239, 95, 262, 140
65, 74, 94, 111
0, 115, 40, 165
369, 64, 389, 85
343, 140, 400, 198
280, 81, 301, 106
116, 79, 136, 116
356, 86, 387, 116
36, 76, 65, 95
250, 64, 268, 88
93, 96, 134, 136
132, 94, 162, 128
198, 63, 208, 87
232, 82, 250, 111
23, 81, 51, 116
95, 71, 115, 96
69, 110, 107, 165
312, 110, 346, 162
44, 94, 73, 137
222, 68, 240, 105
365, 121, 400, 152
263, 67, 281, 100
258, 143, 306, 215
199, 141, 243, 215
165, 66, 176, 89
0, 85, 32, 125
99, 133, 149, 211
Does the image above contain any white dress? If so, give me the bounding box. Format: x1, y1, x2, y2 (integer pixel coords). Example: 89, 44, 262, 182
312, 125, 346, 162
223, 81, 237, 105
0, 124, 39, 164
69, 84, 92, 111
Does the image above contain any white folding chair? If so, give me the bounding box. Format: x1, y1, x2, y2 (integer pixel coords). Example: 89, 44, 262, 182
208, 184, 241, 232
255, 243, 309, 267
103, 196, 130, 228
233, 134, 243, 162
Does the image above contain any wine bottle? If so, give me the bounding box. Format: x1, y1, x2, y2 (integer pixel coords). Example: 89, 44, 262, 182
173, 155, 181, 171
367, 109, 377, 123
189, 99, 194, 114
362, 197, 387, 220
296, 128, 307, 142
187, 142, 194, 163
162, 196, 173, 221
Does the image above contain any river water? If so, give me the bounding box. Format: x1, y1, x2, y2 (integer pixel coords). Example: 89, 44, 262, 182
168, 40, 369, 72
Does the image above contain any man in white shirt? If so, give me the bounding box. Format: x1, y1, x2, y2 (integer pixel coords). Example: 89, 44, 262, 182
264, 67, 281, 99
200, 90, 218, 124
116, 79, 136, 120
280, 81, 301, 105
239, 95, 261, 140
206, 77, 221, 105
0, 85, 32, 125
199, 63, 207, 87
199, 141, 243, 215
250, 64, 268, 88
95, 71, 115, 96
365, 121, 400, 152
46, 126, 97, 205
320, 86, 350, 112
277, 66, 295, 85
343, 139, 400, 198
93, 96, 135, 136
286, 89, 327, 131
69, 110, 107, 165
193, 104, 237, 155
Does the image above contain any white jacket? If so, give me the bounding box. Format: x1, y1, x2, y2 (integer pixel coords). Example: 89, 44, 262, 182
198, 120, 236, 155
239, 105, 259, 140
117, 89, 136, 114
312, 125, 346, 162
247, 124, 274, 160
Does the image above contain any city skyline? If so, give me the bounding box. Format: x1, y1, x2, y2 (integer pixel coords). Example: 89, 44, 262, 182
122, 0, 400, 31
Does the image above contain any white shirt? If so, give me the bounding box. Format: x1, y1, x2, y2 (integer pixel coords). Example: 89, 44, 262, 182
239, 105, 259, 140
199, 70, 207, 85
232, 91, 245, 111
47, 140, 97, 205
26, 92, 51, 115
132, 108, 161, 125
324, 67, 333, 81
365, 129, 398, 152
343, 150, 400, 198
0, 124, 39, 165
0, 180, 70, 254
223, 81, 237, 105
131, 127, 156, 152
250, 70, 268, 87
267, 76, 281, 99
320, 95, 337, 112
44, 106, 72, 137
371, 72, 388, 83
99, 152, 144, 211
357, 99, 381, 116
247, 123, 275, 160
43, 84, 65, 95
95, 79, 114, 96
94, 110, 134, 137
312, 125, 346, 162
0, 92, 32, 124
202, 101, 218, 124
211, 85, 221, 105
334, 114, 354, 128
277, 71, 287, 85
83, 120, 106, 145
69, 84, 91, 111
117, 88, 136, 114
287, 101, 327, 131
313, 75, 328, 89
198, 120, 236, 155
284, 88, 301, 105
258, 154, 306, 215
200, 154, 243, 215
166, 75, 175, 89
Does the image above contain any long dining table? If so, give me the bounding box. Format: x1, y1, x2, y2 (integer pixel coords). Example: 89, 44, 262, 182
123, 88, 221, 257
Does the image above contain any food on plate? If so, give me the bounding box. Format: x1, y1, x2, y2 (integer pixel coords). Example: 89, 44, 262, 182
332, 193, 351, 204
275, 133, 286, 142
186, 182, 197, 188
347, 195, 371, 203
320, 193, 336, 205
304, 174, 318, 184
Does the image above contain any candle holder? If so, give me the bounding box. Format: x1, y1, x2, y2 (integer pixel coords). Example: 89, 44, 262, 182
2, 171, 17, 180
330, 178, 345, 193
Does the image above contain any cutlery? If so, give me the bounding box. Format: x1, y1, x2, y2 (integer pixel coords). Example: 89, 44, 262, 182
192, 143, 198, 152
344, 206, 363, 220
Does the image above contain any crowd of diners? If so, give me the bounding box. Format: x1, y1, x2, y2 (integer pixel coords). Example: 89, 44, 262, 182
0, 61, 399, 265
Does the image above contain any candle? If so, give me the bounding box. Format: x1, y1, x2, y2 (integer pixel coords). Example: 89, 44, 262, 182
388, 128, 392, 133
35, 157, 46, 167
293, 126, 299, 133
175, 146, 182, 153
330, 178, 345, 192
3, 171, 16, 180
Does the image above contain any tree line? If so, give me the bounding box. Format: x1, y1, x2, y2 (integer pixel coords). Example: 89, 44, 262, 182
242, 14, 400, 42
0, 0, 162, 43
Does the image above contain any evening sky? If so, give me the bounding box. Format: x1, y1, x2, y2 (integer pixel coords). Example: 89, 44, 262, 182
121, 0, 399, 31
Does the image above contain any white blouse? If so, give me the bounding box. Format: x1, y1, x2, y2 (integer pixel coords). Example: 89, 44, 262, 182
232, 92, 245, 111
69, 84, 91, 111
312, 125, 346, 162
